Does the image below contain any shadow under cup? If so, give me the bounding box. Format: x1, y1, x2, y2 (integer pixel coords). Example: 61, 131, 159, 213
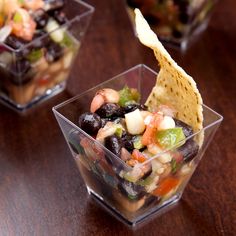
0, 0, 94, 111
53, 64, 223, 226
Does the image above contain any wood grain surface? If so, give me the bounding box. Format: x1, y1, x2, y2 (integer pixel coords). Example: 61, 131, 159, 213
0, 0, 236, 235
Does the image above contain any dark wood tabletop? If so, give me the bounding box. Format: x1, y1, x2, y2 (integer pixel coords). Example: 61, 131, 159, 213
1, 0, 236, 235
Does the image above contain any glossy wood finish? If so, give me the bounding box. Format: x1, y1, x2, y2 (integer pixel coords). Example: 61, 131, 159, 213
0, 0, 235, 235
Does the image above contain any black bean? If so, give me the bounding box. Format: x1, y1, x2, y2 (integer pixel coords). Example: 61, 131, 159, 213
96, 103, 124, 119
117, 176, 146, 200
121, 132, 134, 152
104, 135, 122, 157
45, 42, 64, 62
9, 59, 33, 85
123, 103, 147, 114
143, 194, 161, 208
68, 130, 85, 155
10, 59, 31, 75
4, 35, 27, 50
140, 163, 152, 180
178, 139, 199, 162
34, 9, 49, 29
113, 117, 123, 124
101, 118, 109, 127
31, 31, 50, 49
78, 112, 102, 135
53, 10, 67, 24
174, 118, 193, 138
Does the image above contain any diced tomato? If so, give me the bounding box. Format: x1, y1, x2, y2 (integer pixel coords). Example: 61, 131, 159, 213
153, 177, 180, 197
126, 159, 138, 167
131, 149, 147, 163
99, 160, 114, 176
38, 76, 50, 86
11, 22, 22, 35
141, 113, 163, 146
92, 143, 104, 157
80, 138, 90, 149
141, 125, 156, 146
80, 137, 105, 162
11, 21, 36, 41
172, 151, 183, 163
10, 8, 36, 41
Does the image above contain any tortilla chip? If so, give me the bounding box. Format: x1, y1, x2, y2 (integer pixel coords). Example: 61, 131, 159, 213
134, 9, 203, 135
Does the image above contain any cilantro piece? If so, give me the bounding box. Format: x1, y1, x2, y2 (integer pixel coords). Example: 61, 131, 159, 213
171, 158, 183, 174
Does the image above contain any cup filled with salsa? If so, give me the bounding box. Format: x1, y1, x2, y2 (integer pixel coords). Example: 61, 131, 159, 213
126, 0, 218, 49
0, 0, 94, 111
52, 10, 222, 226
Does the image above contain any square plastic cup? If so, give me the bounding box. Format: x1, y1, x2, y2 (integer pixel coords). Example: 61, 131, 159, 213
53, 64, 223, 226
126, 0, 218, 50
0, 0, 94, 112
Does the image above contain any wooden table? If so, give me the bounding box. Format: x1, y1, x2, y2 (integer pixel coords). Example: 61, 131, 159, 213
0, 0, 235, 235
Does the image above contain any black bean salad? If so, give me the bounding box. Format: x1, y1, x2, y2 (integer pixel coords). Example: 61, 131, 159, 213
0, 0, 79, 106
71, 86, 199, 213
127, 0, 214, 41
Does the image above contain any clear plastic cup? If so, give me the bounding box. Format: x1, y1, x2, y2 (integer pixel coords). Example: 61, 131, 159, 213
53, 64, 223, 226
0, 0, 94, 111
126, 0, 218, 50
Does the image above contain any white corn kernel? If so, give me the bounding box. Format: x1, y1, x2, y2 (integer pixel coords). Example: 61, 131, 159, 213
158, 115, 175, 130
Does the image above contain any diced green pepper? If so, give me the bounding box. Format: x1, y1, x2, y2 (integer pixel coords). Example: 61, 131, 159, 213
130, 88, 140, 102
60, 33, 74, 48
118, 86, 140, 107
13, 12, 22, 23
133, 135, 144, 150
18, 0, 24, 4
115, 126, 123, 138
26, 49, 43, 63
156, 128, 185, 149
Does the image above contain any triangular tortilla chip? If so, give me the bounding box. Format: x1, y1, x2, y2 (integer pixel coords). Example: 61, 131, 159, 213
134, 9, 203, 134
